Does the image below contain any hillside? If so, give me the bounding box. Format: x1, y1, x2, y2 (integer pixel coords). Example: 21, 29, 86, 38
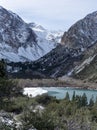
0, 6, 62, 62
73, 42, 97, 83
0, 6, 97, 81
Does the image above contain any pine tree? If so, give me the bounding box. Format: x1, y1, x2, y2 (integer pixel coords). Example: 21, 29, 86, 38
75, 95, 82, 108
0, 59, 6, 78
81, 93, 88, 107
72, 91, 76, 101
65, 92, 70, 101
89, 96, 94, 107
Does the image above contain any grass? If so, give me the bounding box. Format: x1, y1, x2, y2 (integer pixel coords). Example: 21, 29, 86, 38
14, 78, 68, 88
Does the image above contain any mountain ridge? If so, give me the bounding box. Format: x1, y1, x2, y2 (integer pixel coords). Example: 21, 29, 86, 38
61, 11, 97, 49
0, 6, 97, 79
0, 6, 62, 62
28, 10, 97, 78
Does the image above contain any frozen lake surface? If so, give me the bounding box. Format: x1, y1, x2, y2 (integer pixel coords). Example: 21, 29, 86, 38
24, 87, 97, 101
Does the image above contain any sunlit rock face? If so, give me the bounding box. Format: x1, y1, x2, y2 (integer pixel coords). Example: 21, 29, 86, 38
61, 11, 97, 49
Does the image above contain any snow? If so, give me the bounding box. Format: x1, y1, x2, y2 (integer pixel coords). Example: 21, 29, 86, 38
74, 55, 96, 74
67, 69, 74, 76
32, 27, 44, 32
0, 22, 63, 62
0, 6, 63, 62
17, 27, 30, 43
0, 52, 20, 62
33, 105, 44, 113
23, 87, 48, 97
0, 116, 13, 126
72, 34, 78, 39
0, 6, 3, 9
51, 70, 59, 77
79, 29, 85, 34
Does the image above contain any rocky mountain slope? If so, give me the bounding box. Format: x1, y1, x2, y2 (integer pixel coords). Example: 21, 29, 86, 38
32, 46, 83, 78
61, 11, 97, 49
72, 41, 97, 82
7, 45, 83, 78
26, 11, 97, 78
0, 6, 62, 62
22, 11, 97, 78
1, 6, 97, 79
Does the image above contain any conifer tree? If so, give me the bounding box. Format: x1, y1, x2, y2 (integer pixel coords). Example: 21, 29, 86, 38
89, 96, 94, 107
65, 92, 70, 101
72, 91, 76, 101
0, 59, 6, 78
81, 93, 88, 107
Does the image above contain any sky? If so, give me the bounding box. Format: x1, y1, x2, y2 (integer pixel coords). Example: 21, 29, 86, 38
0, 0, 97, 31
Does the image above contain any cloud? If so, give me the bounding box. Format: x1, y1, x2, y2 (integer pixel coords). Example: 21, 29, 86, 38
0, 0, 97, 30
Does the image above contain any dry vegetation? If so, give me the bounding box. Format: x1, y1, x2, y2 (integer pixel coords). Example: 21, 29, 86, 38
15, 78, 68, 88
13, 77, 97, 90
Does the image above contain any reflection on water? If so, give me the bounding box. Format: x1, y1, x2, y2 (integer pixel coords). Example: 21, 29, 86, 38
43, 87, 97, 101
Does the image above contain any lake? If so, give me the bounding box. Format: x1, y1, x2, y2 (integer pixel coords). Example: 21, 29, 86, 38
24, 87, 97, 102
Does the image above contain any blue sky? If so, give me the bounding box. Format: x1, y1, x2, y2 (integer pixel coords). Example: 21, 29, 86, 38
0, 0, 97, 31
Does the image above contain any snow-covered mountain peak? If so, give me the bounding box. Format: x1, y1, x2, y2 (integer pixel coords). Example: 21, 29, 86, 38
29, 23, 46, 32
46, 31, 64, 43
29, 22, 63, 43
28, 23, 63, 61
0, 7, 63, 62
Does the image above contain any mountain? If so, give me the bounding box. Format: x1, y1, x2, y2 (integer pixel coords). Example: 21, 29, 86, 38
61, 11, 97, 49
0, 6, 62, 62
29, 22, 63, 44
61, 11, 97, 81
2, 7, 97, 79
29, 22, 63, 59
7, 45, 83, 78
23, 11, 97, 78
72, 41, 97, 83
61, 11, 97, 82
32, 46, 83, 78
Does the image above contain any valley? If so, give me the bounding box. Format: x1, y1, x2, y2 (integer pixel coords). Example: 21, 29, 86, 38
0, 5, 97, 130
1, 7, 97, 84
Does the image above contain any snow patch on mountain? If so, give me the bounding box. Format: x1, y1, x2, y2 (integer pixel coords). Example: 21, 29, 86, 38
0, 6, 63, 62
30, 23, 63, 56
74, 55, 96, 74
0, 23, 63, 62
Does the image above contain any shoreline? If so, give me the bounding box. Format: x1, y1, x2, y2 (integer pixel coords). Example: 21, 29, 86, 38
58, 77, 97, 90
15, 77, 97, 90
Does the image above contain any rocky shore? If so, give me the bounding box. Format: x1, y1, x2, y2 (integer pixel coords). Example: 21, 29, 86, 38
15, 76, 97, 90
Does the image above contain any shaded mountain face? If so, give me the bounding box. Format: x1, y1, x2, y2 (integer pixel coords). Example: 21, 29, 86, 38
61, 11, 97, 49
0, 7, 36, 48
0, 6, 62, 62
72, 41, 97, 82
7, 45, 83, 78
3, 8, 97, 79
60, 11, 97, 79
0, 6, 37, 61
33, 45, 83, 78
28, 11, 97, 78
27, 11, 97, 78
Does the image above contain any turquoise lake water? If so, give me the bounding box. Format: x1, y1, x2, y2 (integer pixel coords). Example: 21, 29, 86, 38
43, 87, 97, 101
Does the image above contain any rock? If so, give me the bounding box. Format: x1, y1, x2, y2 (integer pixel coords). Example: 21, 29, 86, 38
61, 11, 97, 49
0, 6, 62, 62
